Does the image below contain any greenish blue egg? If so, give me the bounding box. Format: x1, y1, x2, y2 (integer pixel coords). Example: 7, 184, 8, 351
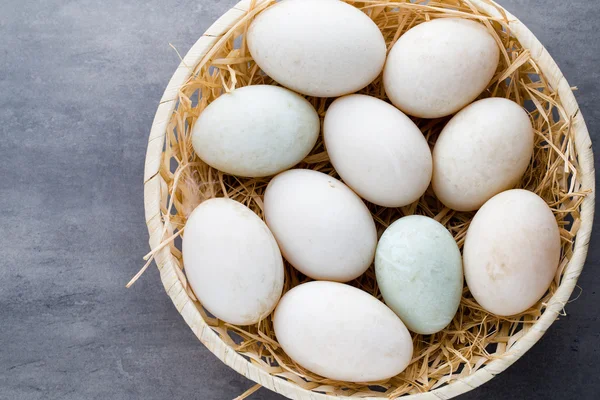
375, 215, 463, 335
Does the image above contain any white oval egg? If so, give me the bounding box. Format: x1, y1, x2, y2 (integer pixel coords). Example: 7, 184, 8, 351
264, 169, 377, 282
247, 0, 386, 97
375, 216, 463, 335
324, 94, 432, 207
274, 281, 413, 382
191, 85, 319, 178
432, 97, 534, 211
384, 18, 499, 118
464, 190, 561, 316
182, 198, 284, 325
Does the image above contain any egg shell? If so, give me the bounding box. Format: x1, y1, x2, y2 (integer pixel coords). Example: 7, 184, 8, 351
191, 85, 319, 178
264, 169, 377, 282
274, 281, 413, 382
464, 189, 561, 316
324, 94, 432, 207
247, 0, 386, 97
384, 18, 499, 118
182, 198, 284, 325
375, 215, 463, 335
432, 97, 534, 211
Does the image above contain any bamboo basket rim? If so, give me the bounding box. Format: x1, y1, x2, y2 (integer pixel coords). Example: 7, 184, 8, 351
142, 0, 596, 398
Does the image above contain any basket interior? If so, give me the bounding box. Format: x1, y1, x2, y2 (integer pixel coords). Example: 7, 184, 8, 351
153, 0, 589, 397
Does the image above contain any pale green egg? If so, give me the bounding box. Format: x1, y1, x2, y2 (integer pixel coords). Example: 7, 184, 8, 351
375, 215, 463, 335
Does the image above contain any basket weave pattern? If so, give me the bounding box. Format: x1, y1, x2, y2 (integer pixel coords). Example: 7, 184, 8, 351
143, 0, 595, 398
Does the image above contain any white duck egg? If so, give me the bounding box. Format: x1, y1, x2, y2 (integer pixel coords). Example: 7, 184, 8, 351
432, 97, 534, 211
464, 189, 561, 316
264, 169, 377, 282
274, 281, 413, 382
248, 0, 386, 97
192, 85, 319, 178
384, 18, 499, 118
182, 198, 284, 325
324, 94, 432, 207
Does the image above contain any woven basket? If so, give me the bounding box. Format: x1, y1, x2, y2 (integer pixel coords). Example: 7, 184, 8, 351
142, 0, 595, 398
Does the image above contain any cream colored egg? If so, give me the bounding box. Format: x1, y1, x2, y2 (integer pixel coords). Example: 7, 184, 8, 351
464, 190, 561, 316
432, 97, 534, 211
264, 169, 377, 282
182, 198, 284, 325
274, 281, 413, 382
247, 0, 386, 97
192, 85, 319, 178
384, 18, 499, 118
324, 94, 432, 207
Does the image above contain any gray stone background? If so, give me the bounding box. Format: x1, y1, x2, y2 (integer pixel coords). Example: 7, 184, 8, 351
1, 0, 598, 399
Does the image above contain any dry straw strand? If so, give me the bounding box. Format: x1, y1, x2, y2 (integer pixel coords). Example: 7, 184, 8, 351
139, 0, 594, 398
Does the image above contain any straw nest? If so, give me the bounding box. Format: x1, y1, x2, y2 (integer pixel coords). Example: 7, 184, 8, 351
137, 0, 595, 398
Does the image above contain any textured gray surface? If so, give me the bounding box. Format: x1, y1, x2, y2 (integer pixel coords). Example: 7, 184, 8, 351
0, 0, 598, 399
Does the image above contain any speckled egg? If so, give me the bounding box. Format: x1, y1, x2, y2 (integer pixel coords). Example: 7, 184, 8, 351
375, 215, 463, 334
464, 189, 561, 316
